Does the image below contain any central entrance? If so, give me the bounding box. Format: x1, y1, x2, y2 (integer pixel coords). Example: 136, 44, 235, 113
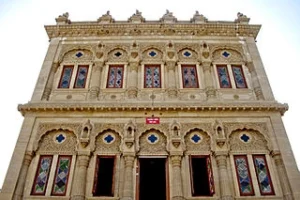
138, 158, 168, 200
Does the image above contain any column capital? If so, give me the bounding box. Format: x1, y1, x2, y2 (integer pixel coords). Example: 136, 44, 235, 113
128, 61, 139, 72
51, 62, 60, 73
165, 60, 176, 71
202, 61, 212, 71
170, 155, 182, 167
23, 151, 34, 166
93, 61, 105, 71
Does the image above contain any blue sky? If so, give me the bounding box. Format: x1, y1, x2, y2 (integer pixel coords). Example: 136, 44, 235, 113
0, 0, 299, 188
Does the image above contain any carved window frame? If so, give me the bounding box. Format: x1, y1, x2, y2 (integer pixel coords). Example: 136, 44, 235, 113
51, 155, 72, 196
189, 155, 215, 197
30, 154, 74, 197
92, 155, 116, 197
181, 65, 199, 88
214, 64, 249, 89
106, 65, 125, 88
57, 64, 91, 89
144, 64, 162, 88
233, 155, 255, 196
31, 155, 53, 196
252, 155, 275, 195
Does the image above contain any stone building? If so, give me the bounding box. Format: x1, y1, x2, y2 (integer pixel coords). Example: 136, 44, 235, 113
0, 10, 299, 200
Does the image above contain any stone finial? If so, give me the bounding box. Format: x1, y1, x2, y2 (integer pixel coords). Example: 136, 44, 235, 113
55, 12, 71, 25
160, 9, 177, 23
191, 11, 207, 24
235, 12, 250, 24
97, 10, 114, 23
128, 9, 145, 23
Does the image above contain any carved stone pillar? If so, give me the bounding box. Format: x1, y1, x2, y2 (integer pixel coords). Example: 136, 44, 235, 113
202, 62, 216, 99
42, 62, 59, 100
127, 62, 139, 99
247, 62, 264, 100
166, 61, 177, 98
89, 61, 104, 100
13, 152, 34, 200
170, 155, 185, 200
272, 151, 294, 200
214, 153, 233, 200
71, 154, 90, 200
121, 156, 135, 200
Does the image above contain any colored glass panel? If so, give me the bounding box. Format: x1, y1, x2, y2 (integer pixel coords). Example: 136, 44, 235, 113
32, 155, 53, 195
232, 65, 247, 88
144, 65, 161, 88
206, 157, 215, 195
234, 155, 254, 196
107, 66, 124, 88
74, 65, 89, 88
253, 155, 274, 195
58, 66, 74, 88
182, 65, 199, 88
216, 65, 231, 88
52, 156, 72, 196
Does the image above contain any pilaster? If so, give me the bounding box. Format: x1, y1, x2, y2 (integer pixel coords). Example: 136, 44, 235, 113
214, 152, 233, 200
31, 38, 60, 102
89, 61, 104, 100
71, 153, 90, 200
170, 155, 185, 200
202, 62, 216, 100
12, 151, 34, 200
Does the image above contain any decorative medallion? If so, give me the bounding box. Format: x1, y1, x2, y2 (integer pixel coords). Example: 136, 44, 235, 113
222, 51, 231, 58
147, 133, 159, 144
103, 133, 115, 144
54, 133, 66, 144
183, 50, 192, 57
75, 52, 83, 58
114, 51, 123, 57
240, 133, 251, 143
190, 133, 202, 144
148, 50, 157, 57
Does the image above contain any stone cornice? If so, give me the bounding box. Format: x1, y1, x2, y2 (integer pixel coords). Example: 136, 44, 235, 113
45, 22, 261, 39
18, 102, 288, 116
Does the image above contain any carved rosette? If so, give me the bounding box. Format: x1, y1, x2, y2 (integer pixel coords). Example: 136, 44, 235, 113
127, 86, 138, 99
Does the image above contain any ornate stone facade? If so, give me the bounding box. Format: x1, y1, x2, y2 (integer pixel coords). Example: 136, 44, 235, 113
1, 11, 300, 200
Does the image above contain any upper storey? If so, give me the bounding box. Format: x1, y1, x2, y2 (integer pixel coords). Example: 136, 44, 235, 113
20, 11, 287, 115
45, 11, 260, 39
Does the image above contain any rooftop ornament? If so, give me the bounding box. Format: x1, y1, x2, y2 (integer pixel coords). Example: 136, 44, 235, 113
235, 12, 250, 24
160, 9, 177, 23
97, 10, 115, 23
191, 11, 207, 24
55, 12, 71, 25
128, 9, 145, 23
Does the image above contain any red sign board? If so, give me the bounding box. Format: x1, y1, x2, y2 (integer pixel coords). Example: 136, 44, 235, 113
146, 117, 160, 124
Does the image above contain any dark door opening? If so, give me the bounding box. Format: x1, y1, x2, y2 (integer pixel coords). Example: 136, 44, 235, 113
138, 158, 167, 200
190, 156, 214, 196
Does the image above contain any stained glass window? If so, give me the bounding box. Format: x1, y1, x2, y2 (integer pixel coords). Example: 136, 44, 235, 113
58, 66, 74, 88
234, 155, 254, 196
32, 155, 53, 195
144, 65, 161, 88
74, 65, 89, 88
232, 65, 247, 88
107, 65, 124, 88
51, 156, 72, 196
253, 155, 274, 195
216, 65, 231, 88
182, 65, 199, 88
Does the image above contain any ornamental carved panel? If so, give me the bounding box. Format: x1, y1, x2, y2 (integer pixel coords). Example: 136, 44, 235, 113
35, 123, 82, 152
178, 48, 198, 62
107, 46, 129, 63
38, 130, 77, 154
184, 129, 211, 152
212, 49, 243, 63
138, 130, 167, 155
58, 44, 96, 62
229, 129, 268, 152
181, 123, 213, 137
95, 130, 121, 153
